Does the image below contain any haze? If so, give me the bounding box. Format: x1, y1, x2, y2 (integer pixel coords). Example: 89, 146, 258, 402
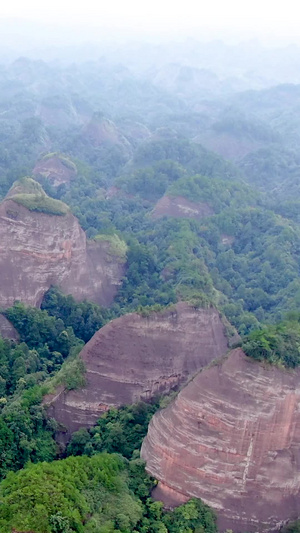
0, 0, 300, 45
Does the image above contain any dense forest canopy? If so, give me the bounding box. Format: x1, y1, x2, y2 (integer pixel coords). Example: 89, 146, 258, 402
1, 41, 300, 531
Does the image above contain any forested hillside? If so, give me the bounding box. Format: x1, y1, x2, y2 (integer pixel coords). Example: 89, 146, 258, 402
1, 46, 300, 532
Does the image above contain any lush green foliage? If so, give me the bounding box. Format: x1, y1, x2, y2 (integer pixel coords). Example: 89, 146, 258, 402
4, 302, 80, 357
67, 402, 159, 459
7, 177, 69, 215
0, 384, 57, 480
11, 192, 69, 215
93, 233, 128, 262
2, 53, 300, 531
242, 317, 300, 367
41, 287, 113, 343
167, 174, 258, 213
282, 521, 300, 533
0, 453, 217, 533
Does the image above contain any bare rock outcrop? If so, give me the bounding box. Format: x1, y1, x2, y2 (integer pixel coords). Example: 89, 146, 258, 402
0, 179, 125, 309
152, 195, 214, 220
33, 154, 77, 186
0, 315, 19, 340
46, 303, 229, 434
141, 349, 300, 532
82, 114, 131, 153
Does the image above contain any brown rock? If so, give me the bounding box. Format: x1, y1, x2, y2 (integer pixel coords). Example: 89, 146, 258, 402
0, 314, 19, 340
33, 154, 77, 186
0, 192, 124, 309
82, 115, 131, 153
152, 195, 214, 220
46, 303, 229, 435
141, 349, 300, 532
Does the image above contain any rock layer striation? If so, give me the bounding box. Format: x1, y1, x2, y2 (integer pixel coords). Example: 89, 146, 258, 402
46, 303, 229, 433
0, 184, 124, 309
141, 349, 300, 532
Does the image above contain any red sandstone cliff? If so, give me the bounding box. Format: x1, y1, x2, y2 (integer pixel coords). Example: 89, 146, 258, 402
33, 154, 77, 186
141, 349, 300, 532
152, 195, 214, 220
0, 180, 124, 310
46, 303, 229, 434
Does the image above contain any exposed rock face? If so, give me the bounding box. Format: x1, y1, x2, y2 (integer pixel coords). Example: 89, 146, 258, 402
33, 155, 77, 186
141, 349, 300, 532
0, 191, 124, 309
46, 304, 229, 434
0, 314, 19, 340
194, 132, 261, 160
220, 233, 235, 246
152, 195, 214, 220
82, 115, 131, 153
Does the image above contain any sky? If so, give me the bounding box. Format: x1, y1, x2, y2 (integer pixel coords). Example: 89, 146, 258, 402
0, 0, 299, 41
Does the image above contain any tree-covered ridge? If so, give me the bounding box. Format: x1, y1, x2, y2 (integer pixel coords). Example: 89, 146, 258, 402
6, 177, 69, 215
242, 315, 300, 368
115, 138, 243, 202
67, 402, 160, 460
0, 453, 217, 533
41, 288, 114, 343
2, 53, 300, 532
166, 174, 259, 212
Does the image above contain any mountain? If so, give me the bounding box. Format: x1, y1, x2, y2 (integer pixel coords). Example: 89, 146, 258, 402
32, 153, 77, 187
46, 303, 230, 436
141, 349, 300, 532
0, 178, 125, 311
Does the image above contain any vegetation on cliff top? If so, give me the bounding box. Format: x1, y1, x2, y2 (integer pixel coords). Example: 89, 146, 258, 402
11, 192, 69, 215
242, 315, 300, 368
167, 174, 259, 213
7, 178, 69, 215
92, 233, 128, 262
41, 152, 77, 173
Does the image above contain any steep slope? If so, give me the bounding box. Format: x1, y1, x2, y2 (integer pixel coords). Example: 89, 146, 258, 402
33, 153, 77, 186
82, 114, 131, 151
152, 195, 214, 220
46, 303, 229, 434
0, 179, 125, 309
141, 349, 300, 532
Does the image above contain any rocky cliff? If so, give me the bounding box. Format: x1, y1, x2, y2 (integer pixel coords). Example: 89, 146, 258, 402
33, 154, 77, 186
46, 303, 229, 434
141, 349, 300, 532
152, 195, 214, 220
0, 179, 124, 309
82, 114, 131, 153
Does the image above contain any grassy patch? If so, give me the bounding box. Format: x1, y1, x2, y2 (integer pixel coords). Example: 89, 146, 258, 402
11, 193, 69, 215
41, 152, 77, 172
93, 233, 128, 262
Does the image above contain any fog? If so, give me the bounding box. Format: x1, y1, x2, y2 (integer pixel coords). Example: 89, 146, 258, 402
1, 0, 300, 51
0, 0, 300, 90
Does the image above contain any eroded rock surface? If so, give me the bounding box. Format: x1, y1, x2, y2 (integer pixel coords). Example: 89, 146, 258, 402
141, 349, 300, 532
46, 303, 229, 434
33, 154, 77, 186
82, 115, 131, 153
0, 314, 19, 340
0, 184, 124, 308
152, 195, 214, 220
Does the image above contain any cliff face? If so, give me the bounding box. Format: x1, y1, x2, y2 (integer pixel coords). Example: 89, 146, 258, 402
152, 195, 214, 220
33, 155, 77, 186
46, 304, 229, 434
82, 115, 131, 153
0, 315, 19, 340
0, 192, 124, 309
141, 349, 300, 532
